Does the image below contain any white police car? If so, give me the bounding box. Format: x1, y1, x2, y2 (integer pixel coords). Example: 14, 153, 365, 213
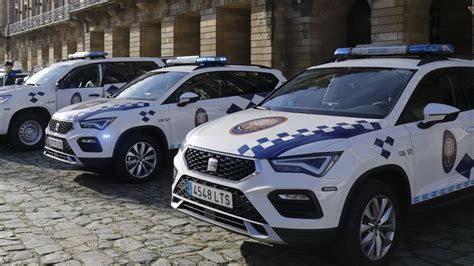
0, 52, 164, 150
171, 45, 474, 264
45, 56, 286, 183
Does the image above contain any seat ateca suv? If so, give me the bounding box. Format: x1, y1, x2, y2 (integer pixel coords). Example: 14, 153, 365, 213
45, 56, 286, 183
171, 45, 474, 265
0, 52, 164, 150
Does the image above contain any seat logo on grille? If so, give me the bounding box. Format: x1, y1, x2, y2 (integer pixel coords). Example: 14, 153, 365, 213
207, 158, 219, 172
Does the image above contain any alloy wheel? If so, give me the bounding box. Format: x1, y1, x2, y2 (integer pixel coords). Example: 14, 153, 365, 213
125, 142, 158, 179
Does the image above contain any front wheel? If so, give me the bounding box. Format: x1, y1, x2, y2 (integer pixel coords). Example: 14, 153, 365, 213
8, 112, 48, 150
338, 180, 401, 266
114, 134, 162, 183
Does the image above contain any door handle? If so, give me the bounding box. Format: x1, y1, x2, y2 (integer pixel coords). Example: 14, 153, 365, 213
89, 94, 100, 97
467, 127, 474, 133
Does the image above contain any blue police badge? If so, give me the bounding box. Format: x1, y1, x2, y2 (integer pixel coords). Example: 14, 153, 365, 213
230, 117, 287, 135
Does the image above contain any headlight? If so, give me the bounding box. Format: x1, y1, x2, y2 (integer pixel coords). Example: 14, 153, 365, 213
80, 117, 116, 130
0, 95, 12, 104
269, 152, 342, 177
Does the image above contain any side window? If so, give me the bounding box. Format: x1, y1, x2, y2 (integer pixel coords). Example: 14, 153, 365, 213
103, 62, 131, 85
133, 62, 159, 74
459, 68, 474, 110
222, 71, 279, 97
399, 69, 456, 124
63, 64, 101, 89
167, 72, 226, 103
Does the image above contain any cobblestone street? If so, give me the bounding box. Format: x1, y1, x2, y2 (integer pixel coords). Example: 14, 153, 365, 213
0, 144, 473, 265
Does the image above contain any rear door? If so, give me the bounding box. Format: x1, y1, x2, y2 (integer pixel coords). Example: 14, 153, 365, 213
56, 63, 104, 109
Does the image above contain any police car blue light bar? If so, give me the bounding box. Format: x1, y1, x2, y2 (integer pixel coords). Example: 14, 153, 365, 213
166, 56, 229, 66
68, 51, 108, 60
334, 44, 455, 56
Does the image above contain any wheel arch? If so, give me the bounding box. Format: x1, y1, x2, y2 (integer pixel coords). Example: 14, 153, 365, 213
113, 125, 169, 158
8, 107, 51, 134
338, 164, 412, 227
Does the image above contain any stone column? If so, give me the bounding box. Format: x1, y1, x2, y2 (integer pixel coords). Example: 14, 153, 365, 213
104, 27, 130, 57
84, 31, 104, 52
251, 2, 273, 67
49, 42, 62, 63
200, 8, 219, 57
27, 47, 38, 70
130, 22, 161, 57
62, 40, 77, 59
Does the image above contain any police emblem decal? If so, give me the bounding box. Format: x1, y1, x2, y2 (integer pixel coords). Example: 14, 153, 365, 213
207, 158, 219, 172
442, 130, 457, 173
230, 117, 288, 135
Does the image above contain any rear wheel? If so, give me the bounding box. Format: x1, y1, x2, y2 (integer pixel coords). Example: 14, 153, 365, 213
338, 180, 401, 265
114, 134, 162, 183
8, 112, 48, 150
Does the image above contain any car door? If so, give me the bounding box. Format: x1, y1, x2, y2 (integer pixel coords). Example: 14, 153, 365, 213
56, 63, 104, 109
165, 71, 230, 149
456, 68, 474, 179
399, 68, 473, 203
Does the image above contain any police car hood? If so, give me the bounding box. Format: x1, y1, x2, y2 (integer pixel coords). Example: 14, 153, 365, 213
188, 109, 384, 159
53, 98, 151, 122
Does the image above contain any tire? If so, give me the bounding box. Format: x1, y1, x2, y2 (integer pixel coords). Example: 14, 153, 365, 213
113, 133, 163, 183
337, 180, 401, 266
8, 112, 49, 150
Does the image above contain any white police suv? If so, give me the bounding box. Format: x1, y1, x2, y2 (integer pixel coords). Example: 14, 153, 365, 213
171, 45, 474, 264
0, 52, 164, 150
45, 56, 286, 183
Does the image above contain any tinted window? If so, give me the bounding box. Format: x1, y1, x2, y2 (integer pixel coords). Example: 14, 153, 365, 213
261, 68, 414, 119
222, 71, 279, 97
63, 64, 101, 89
399, 69, 456, 124
458, 68, 474, 110
167, 72, 226, 103
103, 61, 158, 85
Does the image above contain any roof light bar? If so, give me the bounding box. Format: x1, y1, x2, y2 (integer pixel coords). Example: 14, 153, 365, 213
334, 44, 455, 56
166, 56, 229, 66
68, 51, 108, 60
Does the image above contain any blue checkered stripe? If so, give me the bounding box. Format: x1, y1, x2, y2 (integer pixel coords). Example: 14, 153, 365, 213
28, 91, 45, 103
413, 179, 474, 204
226, 93, 268, 114
73, 102, 150, 122
373, 136, 395, 159
237, 120, 382, 159
139, 110, 156, 122
455, 153, 474, 178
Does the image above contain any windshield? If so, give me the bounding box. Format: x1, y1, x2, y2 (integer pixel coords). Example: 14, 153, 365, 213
114, 71, 187, 101
25, 64, 68, 86
260, 67, 414, 118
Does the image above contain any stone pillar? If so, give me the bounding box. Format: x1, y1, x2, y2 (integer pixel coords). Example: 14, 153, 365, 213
84, 31, 104, 52
104, 27, 130, 57
49, 42, 62, 63
62, 40, 77, 59
37, 45, 49, 67
200, 8, 219, 57
162, 14, 200, 57
130, 22, 161, 57
251, 2, 273, 67
371, 0, 430, 44
27, 47, 38, 70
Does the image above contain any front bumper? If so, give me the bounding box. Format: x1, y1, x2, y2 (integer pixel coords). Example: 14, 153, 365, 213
171, 146, 344, 245
44, 122, 117, 167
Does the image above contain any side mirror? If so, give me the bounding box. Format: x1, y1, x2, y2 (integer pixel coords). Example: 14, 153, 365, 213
418, 103, 460, 129
178, 92, 199, 107
15, 78, 24, 85
56, 79, 66, 90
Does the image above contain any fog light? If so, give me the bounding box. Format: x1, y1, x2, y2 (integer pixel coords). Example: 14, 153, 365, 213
278, 194, 310, 201
80, 138, 98, 144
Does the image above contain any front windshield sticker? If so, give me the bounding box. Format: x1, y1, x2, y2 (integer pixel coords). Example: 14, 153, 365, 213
71, 102, 150, 122
230, 117, 288, 135
237, 120, 383, 159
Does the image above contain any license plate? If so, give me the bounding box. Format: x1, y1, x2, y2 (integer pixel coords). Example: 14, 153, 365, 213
47, 137, 63, 150
187, 181, 233, 209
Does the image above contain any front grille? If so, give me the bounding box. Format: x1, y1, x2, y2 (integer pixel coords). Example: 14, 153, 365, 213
185, 148, 256, 181
174, 175, 266, 223
45, 135, 75, 155
49, 119, 74, 134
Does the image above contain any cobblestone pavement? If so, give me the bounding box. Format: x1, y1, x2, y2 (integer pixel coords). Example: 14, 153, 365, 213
0, 145, 473, 265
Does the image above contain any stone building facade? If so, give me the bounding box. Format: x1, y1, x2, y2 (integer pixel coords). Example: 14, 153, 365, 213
0, 0, 473, 76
